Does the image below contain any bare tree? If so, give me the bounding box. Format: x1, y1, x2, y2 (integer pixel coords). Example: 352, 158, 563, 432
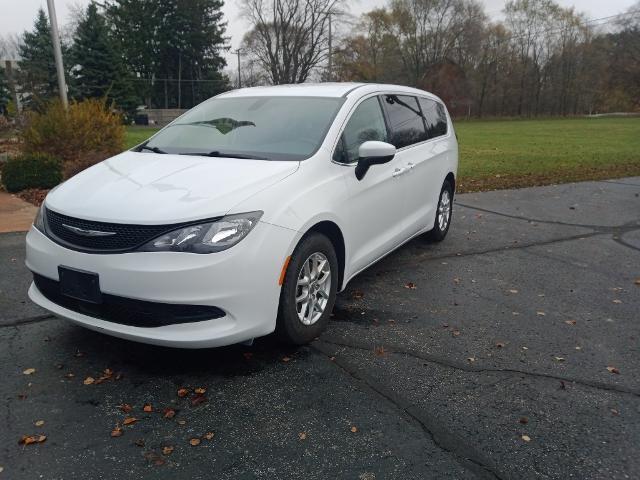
240, 0, 345, 84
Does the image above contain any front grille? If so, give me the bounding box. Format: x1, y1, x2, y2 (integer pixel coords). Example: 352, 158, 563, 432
33, 273, 226, 328
45, 208, 176, 253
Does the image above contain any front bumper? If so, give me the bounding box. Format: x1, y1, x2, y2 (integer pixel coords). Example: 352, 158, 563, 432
25, 221, 296, 348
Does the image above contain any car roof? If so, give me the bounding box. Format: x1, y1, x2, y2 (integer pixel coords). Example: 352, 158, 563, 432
218, 82, 442, 102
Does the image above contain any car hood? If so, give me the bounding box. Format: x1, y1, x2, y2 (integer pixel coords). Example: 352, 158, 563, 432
45, 151, 299, 224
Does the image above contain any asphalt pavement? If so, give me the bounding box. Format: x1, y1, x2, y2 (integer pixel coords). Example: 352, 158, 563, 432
1, 177, 639, 479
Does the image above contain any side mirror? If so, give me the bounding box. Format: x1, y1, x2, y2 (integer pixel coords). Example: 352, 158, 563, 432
355, 141, 396, 181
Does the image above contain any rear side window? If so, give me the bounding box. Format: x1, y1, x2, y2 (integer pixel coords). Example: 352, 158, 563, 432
333, 97, 388, 164
381, 95, 427, 149
418, 97, 448, 139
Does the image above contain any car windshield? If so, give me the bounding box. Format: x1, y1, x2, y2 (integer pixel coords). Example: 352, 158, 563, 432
141, 96, 345, 161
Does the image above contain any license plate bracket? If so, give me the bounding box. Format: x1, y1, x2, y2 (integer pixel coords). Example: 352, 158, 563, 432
58, 266, 102, 304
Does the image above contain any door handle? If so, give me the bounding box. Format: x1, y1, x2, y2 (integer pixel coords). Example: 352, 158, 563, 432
392, 167, 406, 178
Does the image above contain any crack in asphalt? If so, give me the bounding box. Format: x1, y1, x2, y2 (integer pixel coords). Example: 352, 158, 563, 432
0, 314, 54, 328
455, 202, 640, 232
312, 342, 506, 480
317, 337, 640, 398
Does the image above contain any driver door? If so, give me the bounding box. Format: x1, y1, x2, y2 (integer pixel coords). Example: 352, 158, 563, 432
334, 95, 410, 275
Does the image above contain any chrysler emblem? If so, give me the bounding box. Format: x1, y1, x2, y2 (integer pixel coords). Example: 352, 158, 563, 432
62, 224, 117, 237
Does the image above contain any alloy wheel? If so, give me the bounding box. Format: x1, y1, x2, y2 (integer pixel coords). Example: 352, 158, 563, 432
295, 252, 331, 326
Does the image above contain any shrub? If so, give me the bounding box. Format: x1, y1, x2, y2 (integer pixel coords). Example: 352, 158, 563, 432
21, 98, 125, 178
1, 153, 62, 193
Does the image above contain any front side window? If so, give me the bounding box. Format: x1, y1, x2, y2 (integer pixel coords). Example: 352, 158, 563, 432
418, 97, 448, 139
381, 95, 427, 148
143, 96, 344, 161
333, 97, 388, 164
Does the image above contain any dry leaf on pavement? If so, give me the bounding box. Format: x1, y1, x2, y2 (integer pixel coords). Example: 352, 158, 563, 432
110, 427, 123, 437
404, 282, 417, 289
350, 426, 358, 433
163, 408, 176, 419
143, 404, 153, 413
123, 417, 137, 425
565, 320, 577, 325
189, 438, 201, 446
83, 377, 95, 385
606, 366, 620, 374
177, 388, 189, 398
521, 435, 531, 442
34, 420, 45, 427
162, 446, 174, 455
298, 432, 307, 440
19, 435, 46, 445
194, 387, 206, 395
191, 395, 207, 407
120, 404, 133, 413
204, 432, 214, 440
23, 368, 36, 375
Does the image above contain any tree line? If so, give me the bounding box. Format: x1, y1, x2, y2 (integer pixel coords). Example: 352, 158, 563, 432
0, 0, 230, 118
1, 0, 639, 119
239, 0, 640, 117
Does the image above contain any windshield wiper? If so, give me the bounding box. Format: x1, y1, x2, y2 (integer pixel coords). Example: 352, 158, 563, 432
135, 141, 167, 154
179, 151, 269, 160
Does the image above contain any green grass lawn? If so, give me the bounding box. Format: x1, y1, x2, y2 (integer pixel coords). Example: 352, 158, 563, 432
125, 117, 640, 192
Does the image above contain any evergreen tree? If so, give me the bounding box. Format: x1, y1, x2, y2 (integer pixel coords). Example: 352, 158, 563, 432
70, 2, 138, 117
17, 8, 67, 108
0, 68, 11, 115
105, 0, 230, 108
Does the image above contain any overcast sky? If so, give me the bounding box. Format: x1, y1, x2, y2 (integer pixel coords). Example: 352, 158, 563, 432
1, 0, 637, 69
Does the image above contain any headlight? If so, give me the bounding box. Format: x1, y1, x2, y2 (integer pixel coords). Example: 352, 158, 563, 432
33, 205, 46, 233
138, 211, 263, 253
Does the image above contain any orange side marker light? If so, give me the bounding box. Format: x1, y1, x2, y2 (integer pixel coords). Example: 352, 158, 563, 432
278, 256, 291, 286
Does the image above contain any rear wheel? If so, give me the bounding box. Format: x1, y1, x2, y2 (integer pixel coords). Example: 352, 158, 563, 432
276, 233, 338, 345
426, 179, 453, 242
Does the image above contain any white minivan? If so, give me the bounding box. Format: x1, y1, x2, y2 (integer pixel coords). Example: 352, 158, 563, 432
26, 83, 458, 347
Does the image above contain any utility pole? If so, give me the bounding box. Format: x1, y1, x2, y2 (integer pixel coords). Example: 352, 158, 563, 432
234, 49, 242, 88
46, 0, 68, 109
327, 12, 332, 82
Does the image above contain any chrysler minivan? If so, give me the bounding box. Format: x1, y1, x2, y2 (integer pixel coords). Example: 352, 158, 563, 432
26, 83, 458, 347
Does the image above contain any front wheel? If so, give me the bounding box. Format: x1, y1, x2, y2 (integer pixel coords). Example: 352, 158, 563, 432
425, 179, 453, 242
276, 233, 338, 345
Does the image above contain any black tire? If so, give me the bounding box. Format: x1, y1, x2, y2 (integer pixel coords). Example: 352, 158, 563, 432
425, 179, 454, 242
276, 232, 339, 345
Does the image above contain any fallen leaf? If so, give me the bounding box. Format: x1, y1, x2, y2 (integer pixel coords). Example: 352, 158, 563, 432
467, 357, 476, 363
519, 417, 528, 424
404, 282, 417, 289
521, 435, 531, 442
194, 387, 206, 395
282, 356, 291, 363
111, 428, 123, 438
495, 342, 505, 348
120, 404, 133, 413
83, 376, 95, 385
162, 446, 174, 455
298, 432, 307, 440
452, 329, 461, 337
565, 320, 577, 325
536, 311, 546, 316
189, 438, 201, 446
191, 395, 207, 407
177, 420, 186, 425
387, 319, 396, 324
34, 420, 45, 427
374, 346, 386, 357
163, 408, 176, 419
453, 278, 460, 285
351, 290, 364, 300
611, 409, 619, 416
19, 434, 46, 445
634, 278, 640, 286
123, 417, 137, 425
143, 404, 153, 413
554, 357, 565, 362
350, 426, 358, 433
508, 289, 518, 294
329, 356, 336, 361
606, 366, 620, 374
204, 432, 214, 440
74, 350, 84, 357
177, 388, 189, 398
65, 373, 75, 378
612, 299, 622, 304
23, 368, 36, 375
134, 439, 145, 447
